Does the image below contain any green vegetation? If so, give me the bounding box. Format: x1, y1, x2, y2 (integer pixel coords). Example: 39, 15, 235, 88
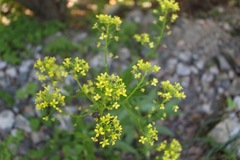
0, 15, 65, 64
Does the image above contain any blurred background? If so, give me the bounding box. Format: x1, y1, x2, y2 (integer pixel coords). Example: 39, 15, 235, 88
0, 0, 240, 159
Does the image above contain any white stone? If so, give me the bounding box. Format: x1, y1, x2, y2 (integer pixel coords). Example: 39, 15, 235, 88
201, 72, 214, 83
6, 67, 17, 78
196, 60, 204, 70
176, 63, 191, 76
0, 110, 15, 130
118, 47, 130, 61
72, 32, 87, 43
208, 116, 240, 143
178, 50, 192, 63
15, 114, 31, 132
19, 60, 33, 74
233, 96, 240, 110
0, 61, 7, 70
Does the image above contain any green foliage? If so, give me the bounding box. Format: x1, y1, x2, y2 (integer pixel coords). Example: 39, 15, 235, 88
43, 36, 79, 57
226, 97, 237, 110
16, 82, 38, 100
0, 15, 65, 64
24, 118, 95, 160
0, 90, 15, 107
0, 130, 24, 160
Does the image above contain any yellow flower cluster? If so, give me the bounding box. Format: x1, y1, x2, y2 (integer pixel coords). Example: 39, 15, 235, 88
92, 14, 122, 47
34, 57, 64, 81
158, 80, 186, 101
133, 33, 154, 48
35, 85, 65, 113
157, 0, 180, 23
92, 114, 122, 147
83, 73, 127, 110
139, 123, 158, 146
157, 80, 185, 114
156, 139, 182, 160
93, 14, 122, 31
131, 59, 161, 79
62, 57, 89, 79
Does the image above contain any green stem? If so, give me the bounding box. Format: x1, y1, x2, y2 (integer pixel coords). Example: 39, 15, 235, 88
147, 10, 168, 58
104, 24, 110, 73
123, 74, 146, 103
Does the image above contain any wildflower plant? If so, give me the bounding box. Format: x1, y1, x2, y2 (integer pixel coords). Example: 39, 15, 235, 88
34, 0, 185, 159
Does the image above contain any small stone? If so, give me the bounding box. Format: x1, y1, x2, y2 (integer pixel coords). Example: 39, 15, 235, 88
6, 67, 17, 78
31, 131, 48, 144
228, 70, 235, 79
0, 110, 15, 130
178, 50, 192, 63
176, 63, 191, 76
201, 72, 214, 83
19, 60, 33, 74
56, 115, 73, 131
15, 114, 31, 132
191, 66, 199, 74
218, 56, 231, 71
118, 47, 130, 61
89, 54, 111, 69
208, 116, 240, 143
72, 32, 87, 43
209, 66, 219, 75
0, 61, 7, 70
223, 23, 231, 31
201, 103, 212, 114
167, 58, 178, 72
195, 60, 204, 70
180, 76, 190, 88
233, 96, 240, 110
126, 9, 143, 23
229, 78, 240, 95
0, 71, 4, 78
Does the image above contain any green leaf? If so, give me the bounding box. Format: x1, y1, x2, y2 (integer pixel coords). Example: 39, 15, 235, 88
29, 118, 41, 131
156, 125, 174, 136
115, 141, 139, 157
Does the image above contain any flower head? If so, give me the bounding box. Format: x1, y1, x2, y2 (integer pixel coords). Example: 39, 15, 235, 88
92, 114, 122, 147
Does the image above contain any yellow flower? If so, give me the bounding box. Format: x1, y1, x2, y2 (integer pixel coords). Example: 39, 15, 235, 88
151, 78, 158, 86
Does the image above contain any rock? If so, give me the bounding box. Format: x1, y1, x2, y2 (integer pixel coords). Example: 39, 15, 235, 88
178, 50, 192, 63
19, 60, 33, 74
176, 63, 191, 76
0, 71, 4, 78
126, 9, 143, 23
233, 96, 240, 110
0, 61, 7, 70
118, 47, 130, 62
191, 66, 199, 74
201, 72, 214, 83
15, 114, 31, 132
0, 110, 15, 130
167, 58, 178, 72
201, 103, 212, 114
89, 54, 111, 69
195, 60, 205, 70
229, 78, 240, 95
209, 66, 219, 75
208, 115, 240, 143
6, 67, 17, 78
31, 131, 49, 144
180, 76, 190, 88
56, 115, 73, 131
218, 56, 231, 71
72, 32, 87, 43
